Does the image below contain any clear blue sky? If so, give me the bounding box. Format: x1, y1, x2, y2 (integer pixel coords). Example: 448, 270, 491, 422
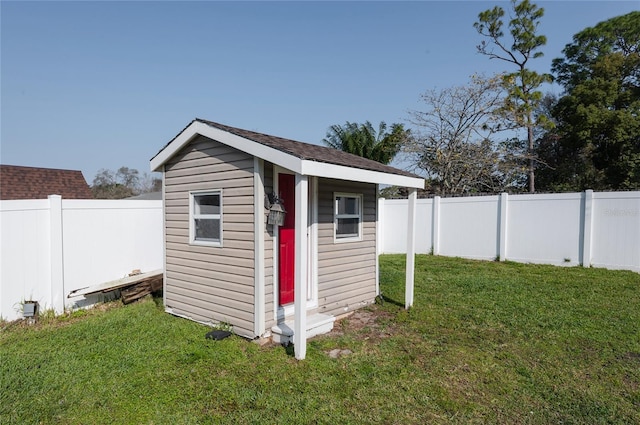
2, 1, 638, 184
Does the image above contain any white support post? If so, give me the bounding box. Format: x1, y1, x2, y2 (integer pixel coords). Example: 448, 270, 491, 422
162, 165, 168, 311
405, 189, 417, 309
376, 193, 383, 295
581, 189, 594, 268
49, 195, 64, 314
377, 196, 385, 256
498, 193, 508, 261
253, 158, 266, 337
294, 174, 308, 360
431, 195, 440, 255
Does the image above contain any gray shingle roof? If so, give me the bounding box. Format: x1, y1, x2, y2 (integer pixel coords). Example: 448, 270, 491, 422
155, 118, 422, 180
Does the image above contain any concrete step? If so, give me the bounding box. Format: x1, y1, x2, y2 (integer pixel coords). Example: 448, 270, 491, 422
271, 313, 335, 344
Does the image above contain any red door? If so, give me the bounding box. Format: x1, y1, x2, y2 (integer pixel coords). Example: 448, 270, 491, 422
278, 173, 295, 305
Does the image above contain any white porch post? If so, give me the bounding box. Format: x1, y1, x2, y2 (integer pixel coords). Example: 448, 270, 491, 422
294, 174, 308, 360
405, 189, 417, 309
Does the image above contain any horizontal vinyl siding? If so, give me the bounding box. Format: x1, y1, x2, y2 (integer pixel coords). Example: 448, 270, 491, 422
316, 178, 377, 317
164, 135, 256, 337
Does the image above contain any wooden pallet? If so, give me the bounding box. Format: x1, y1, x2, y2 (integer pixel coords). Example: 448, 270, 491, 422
121, 275, 163, 304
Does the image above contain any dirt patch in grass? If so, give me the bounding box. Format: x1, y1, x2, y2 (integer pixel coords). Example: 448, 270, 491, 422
325, 306, 398, 341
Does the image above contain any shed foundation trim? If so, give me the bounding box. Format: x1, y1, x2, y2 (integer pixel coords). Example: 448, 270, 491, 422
271, 313, 336, 345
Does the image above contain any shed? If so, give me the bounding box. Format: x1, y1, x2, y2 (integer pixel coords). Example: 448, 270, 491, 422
150, 119, 424, 359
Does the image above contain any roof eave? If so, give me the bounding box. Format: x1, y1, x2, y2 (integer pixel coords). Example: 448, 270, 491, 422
301, 160, 424, 188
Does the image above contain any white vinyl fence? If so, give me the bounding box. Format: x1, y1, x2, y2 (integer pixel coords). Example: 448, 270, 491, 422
0, 196, 163, 321
379, 190, 640, 273
2, 190, 638, 322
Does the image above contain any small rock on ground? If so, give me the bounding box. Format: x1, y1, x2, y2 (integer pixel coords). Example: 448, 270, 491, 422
328, 348, 353, 358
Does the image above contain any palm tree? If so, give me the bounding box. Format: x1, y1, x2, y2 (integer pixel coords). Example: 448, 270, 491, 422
323, 121, 409, 165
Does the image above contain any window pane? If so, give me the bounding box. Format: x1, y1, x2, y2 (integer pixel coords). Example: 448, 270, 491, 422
337, 196, 358, 215
195, 218, 220, 241
195, 195, 220, 215
336, 218, 359, 237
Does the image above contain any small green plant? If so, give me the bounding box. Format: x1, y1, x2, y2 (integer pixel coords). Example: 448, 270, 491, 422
38, 308, 57, 321
212, 320, 233, 332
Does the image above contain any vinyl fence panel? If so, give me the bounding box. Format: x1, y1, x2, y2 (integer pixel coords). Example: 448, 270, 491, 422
438, 195, 500, 261
0, 200, 52, 321
61, 200, 163, 293
0, 197, 163, 321
591, 192, 640, 271
381, 199, 431, 254
379, 190, 640, 273
506, 193, 583, 266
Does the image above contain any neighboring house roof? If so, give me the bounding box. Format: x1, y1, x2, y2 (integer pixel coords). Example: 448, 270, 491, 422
126, 191, 162, 200
0, 164, 93, 200
151, 119, 424, 188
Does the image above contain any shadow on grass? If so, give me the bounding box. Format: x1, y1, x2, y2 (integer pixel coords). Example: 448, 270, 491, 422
152, 291, 164, 309
378, 292, 405, 309
284, 343, 295, 357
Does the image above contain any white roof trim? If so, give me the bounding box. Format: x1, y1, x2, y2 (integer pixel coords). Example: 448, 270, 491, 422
300, 160, 424, 188
150, 121, 424, 189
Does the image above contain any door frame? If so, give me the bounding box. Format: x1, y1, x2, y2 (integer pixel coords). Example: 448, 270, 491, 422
273, 166, 318, 322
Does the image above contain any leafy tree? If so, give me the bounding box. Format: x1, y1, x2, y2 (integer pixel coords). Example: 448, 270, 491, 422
323, 121, 409, 165
405, 75, 526, 195
474, 0, 552, 193
540, 11, 640, 191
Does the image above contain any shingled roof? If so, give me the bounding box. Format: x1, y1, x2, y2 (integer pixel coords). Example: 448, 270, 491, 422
151, 118, 424, 188
194, 119, 421, 179
0, 165, 93, 200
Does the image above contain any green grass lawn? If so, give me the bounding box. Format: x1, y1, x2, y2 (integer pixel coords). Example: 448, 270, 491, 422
1, 255, 639, 424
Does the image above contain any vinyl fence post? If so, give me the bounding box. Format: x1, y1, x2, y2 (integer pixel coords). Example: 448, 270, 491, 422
581, 189, 594, 268
49, 195, 64, 314
499, 193, 508, 261
432, 196, 440, 255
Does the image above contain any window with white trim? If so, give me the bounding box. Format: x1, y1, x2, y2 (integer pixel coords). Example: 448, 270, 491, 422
190, 190, 222, 246
334, 193, 362, 242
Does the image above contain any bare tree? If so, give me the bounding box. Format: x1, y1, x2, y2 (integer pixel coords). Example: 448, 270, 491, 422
405, 75, 524, 195
91, 166, 158, 199
138, 172, 162, 193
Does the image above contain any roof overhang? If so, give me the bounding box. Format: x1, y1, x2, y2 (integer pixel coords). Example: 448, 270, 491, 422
150, 121, 424, 189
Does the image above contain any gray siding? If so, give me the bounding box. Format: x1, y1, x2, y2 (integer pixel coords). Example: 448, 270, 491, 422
164, 135, 256, 337
316, 178, 377, 316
